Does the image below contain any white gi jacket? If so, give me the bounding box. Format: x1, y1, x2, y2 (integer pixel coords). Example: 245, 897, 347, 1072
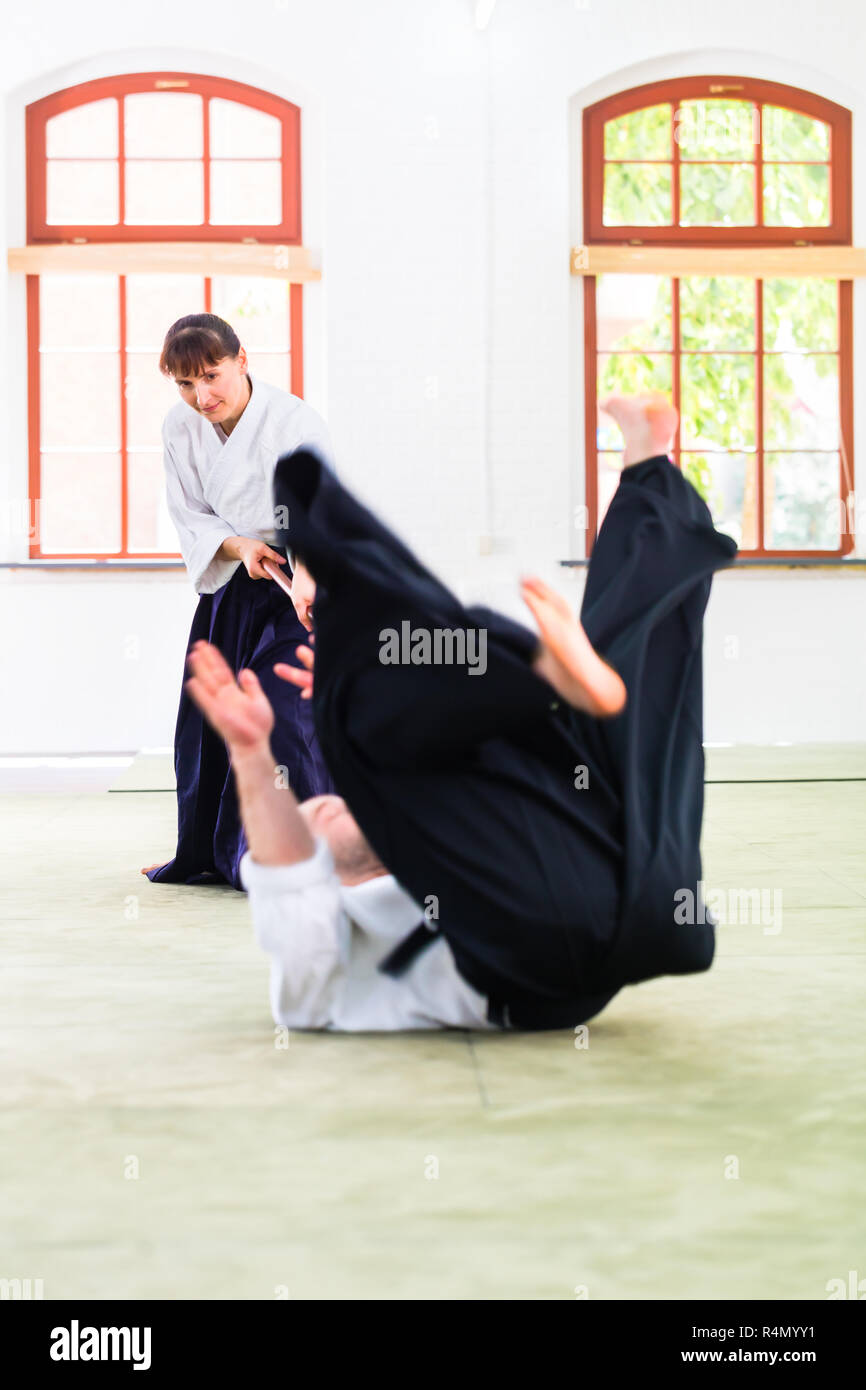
240, 837, 495, 1032
161, 374, 335, 593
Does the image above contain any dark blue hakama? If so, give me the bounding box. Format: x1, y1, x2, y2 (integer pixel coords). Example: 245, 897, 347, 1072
146, 548, 333, 891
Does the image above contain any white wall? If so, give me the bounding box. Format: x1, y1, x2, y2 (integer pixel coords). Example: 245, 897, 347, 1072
1, 0, 865, 751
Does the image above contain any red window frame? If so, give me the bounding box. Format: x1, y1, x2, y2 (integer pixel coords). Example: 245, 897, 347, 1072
584, 75, 851, 246
26, 71, 302, 243
582, 76, 854, 558
26, 72, 305, 560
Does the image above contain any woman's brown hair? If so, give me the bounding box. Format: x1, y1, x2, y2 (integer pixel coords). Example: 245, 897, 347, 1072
159, 314, 241, 379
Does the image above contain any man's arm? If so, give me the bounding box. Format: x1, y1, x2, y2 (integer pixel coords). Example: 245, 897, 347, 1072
229, 742, 316, 867
183, 639, 349, 1030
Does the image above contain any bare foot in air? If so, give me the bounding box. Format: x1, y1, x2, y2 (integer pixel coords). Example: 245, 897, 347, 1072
521, 576, 626, 718
599, 391, 678, 465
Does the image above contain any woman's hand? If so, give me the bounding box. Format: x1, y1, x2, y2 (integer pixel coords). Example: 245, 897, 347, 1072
236, 537, 289, 580
290, 559, 316, 630
274, 642, 315, 700
185, 641, 274, 751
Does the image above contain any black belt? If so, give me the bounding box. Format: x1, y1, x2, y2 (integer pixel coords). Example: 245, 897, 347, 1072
378, 920, 440, 978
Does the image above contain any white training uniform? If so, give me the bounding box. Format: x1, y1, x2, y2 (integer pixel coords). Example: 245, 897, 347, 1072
240, 837, 495, 1032
162, 374, 335, 594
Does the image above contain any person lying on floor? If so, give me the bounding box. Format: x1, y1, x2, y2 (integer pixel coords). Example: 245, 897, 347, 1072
183, 393, 737, 1033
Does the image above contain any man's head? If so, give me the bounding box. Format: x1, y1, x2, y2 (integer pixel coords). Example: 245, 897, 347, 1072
299, 794, 386, 885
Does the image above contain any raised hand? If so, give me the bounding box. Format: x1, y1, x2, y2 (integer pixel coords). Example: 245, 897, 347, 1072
184, 640, 275, 749
273, 641, 315, 700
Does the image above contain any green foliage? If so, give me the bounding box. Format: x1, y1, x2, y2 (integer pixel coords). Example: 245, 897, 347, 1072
603, 164, 671, 226
676, 100, 755, 160
764, 279, 837, 351
604, 104, 671, 160
681, 353, 755, 450
680, 277, 754, 349
681, 163, 754, 226
596, 276, 841, 548
603, 103, 830, 230
596, 102, 839, 548
681, 453, 717, 508
764, 163, 829, 226
762, 106, 829, 162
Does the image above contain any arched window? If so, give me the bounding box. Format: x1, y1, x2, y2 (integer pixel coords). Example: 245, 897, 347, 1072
580, 76, 854, 557
23, 72, 307, 560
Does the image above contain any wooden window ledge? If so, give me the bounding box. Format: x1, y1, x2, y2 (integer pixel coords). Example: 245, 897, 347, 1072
8, 242, 320, 282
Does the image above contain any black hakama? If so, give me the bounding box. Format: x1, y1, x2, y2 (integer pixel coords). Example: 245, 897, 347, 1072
272, 452, 737, 1028
146, 547, 333, 892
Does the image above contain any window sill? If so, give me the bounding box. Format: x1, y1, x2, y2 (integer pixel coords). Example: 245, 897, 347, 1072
0, 560, 189, 578
560, 558, 866, 573
0, 560, 186, 568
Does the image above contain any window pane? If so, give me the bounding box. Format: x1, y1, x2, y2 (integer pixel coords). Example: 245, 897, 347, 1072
46, 160, 118, 224
762, 106, 830, 162
209, 161, 282, 224
680, 277, 755, 350
126, 274, 205, 349
46, 99, 118, 157
124, 160, 204, 224
246, 352, 290, 392
764, 453, 840, 549
603, 163, 672, 225
40, 352, 120, 450
210, 99, 282, 158
597, 452, 624, 531
128, 451, 176, 552
126, 352, 183, 449
597, 353, 673, 449
680, 354, 756, 450
763, 163, 829, 226
211, 277, 290, 349
39, 452, 121, 553
681, 452, 758, 549
596, 274, 672, 351
603, 105, 670, 160
675, 100, 756, 161
763, 279, 837, 352
40, 275, 118, 350
124, 93, 203, 158
680, 163, 755, 226
764, 353, 839, 449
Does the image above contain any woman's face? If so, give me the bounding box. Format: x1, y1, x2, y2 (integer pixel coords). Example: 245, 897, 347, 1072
174, 351, 249, 426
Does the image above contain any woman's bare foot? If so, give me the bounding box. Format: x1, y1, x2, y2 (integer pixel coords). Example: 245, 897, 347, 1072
521, 576, 626, 718
599, 391, 678, 465
140, 862, 168, 875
